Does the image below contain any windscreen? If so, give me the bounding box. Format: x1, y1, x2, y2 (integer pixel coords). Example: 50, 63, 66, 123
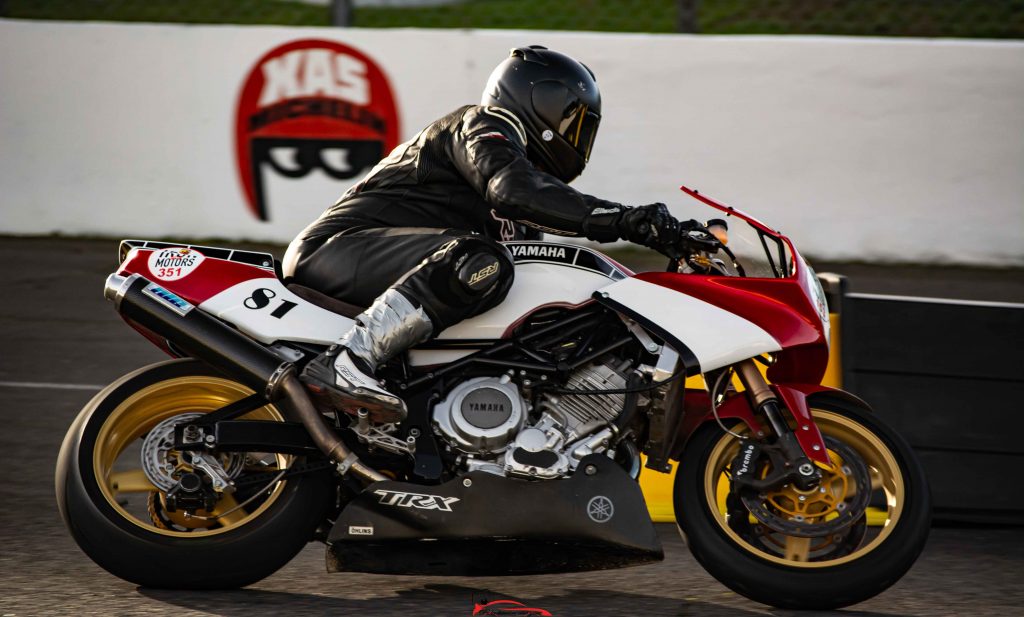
679, 186, 795, 279
717, 215, 795, 279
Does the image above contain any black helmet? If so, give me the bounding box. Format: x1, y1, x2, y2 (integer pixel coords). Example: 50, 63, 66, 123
482, 46, 601, 183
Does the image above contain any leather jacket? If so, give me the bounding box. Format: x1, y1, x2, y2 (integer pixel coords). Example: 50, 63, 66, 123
294, 105, 627, 245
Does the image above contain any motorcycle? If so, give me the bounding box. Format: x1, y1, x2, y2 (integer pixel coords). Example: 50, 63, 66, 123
56, 185, 930, 610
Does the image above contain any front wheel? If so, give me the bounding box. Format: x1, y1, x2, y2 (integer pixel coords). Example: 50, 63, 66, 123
675, 396, 931, 610
55, 359, 334, 589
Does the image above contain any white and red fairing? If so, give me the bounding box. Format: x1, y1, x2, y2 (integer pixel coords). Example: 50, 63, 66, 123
114, 188, 834, 464
116, 244, 826, 385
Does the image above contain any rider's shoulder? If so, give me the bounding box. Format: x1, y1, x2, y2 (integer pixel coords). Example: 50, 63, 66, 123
461, 105, 528, 148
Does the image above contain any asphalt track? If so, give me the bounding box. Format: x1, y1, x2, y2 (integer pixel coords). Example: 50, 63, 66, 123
2, 237, 1023, 617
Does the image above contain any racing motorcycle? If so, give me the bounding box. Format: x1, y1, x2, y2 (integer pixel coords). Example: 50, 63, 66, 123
56, 186, 930, 610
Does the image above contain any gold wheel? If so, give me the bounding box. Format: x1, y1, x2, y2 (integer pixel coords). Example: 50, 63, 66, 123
702, 409, 904, 568
93, 374, 291, 537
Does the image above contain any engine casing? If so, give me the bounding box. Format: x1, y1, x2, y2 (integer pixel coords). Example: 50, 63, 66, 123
538, 362, 627, 442
431, 376, 526, 454
432, 359, 633, 480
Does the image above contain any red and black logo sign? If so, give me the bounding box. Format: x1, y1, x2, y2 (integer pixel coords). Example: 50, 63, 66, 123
473, 599, 554, 616
235, 39, 400, 221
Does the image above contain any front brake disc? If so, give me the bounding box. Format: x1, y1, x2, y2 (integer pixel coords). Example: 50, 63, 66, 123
739, 436, 871, 538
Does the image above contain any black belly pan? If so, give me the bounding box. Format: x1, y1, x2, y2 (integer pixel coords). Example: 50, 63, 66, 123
326, 454, 663, 575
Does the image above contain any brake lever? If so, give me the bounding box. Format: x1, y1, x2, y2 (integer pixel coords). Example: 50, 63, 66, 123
678, 229, 721, 255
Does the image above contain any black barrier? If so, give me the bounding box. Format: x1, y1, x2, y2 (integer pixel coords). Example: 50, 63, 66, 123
835, 286, 1024, 524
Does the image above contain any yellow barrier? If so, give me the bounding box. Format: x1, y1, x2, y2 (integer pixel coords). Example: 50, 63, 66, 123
640, 313, 843, 522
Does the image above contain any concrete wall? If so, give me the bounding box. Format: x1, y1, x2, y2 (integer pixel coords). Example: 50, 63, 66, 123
1, 19, 1022, 265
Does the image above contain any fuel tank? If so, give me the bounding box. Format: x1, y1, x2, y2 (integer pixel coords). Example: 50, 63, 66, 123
409, 242, 627, 365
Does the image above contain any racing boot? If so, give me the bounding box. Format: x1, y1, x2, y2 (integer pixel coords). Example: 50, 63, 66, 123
301, 288, 433, 422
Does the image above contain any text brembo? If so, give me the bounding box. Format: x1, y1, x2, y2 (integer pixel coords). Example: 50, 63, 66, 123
737, 443, 756, 476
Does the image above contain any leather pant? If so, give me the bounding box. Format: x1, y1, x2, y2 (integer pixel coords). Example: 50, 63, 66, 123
283, 226, 515, 334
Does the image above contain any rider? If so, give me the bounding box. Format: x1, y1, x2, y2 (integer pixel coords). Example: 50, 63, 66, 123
283, 45, 703, 419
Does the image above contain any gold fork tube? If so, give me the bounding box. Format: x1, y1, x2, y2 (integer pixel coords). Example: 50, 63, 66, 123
735, 359, 775, 408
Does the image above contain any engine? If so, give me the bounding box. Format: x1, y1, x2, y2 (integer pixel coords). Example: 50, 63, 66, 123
431, 359, 630, 479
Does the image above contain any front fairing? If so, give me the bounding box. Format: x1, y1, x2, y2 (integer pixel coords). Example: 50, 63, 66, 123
612, 186, 831, 382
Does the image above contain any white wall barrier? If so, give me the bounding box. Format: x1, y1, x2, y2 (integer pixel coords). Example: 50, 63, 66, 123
1, 20, 1022, 265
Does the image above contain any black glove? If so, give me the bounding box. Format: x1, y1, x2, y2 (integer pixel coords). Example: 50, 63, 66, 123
581, 203, 718, 258
617, 203, 683, 257
677, 219, 720, 253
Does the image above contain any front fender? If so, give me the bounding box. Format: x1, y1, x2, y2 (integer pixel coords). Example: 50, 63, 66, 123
801, 385, 873, 413
672, 383, 867, 465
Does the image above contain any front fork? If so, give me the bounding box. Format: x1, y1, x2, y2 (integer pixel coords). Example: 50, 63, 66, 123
731, 360, 825, 492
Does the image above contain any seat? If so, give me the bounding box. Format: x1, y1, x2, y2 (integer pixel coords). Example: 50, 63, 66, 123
286, 283, 365, 319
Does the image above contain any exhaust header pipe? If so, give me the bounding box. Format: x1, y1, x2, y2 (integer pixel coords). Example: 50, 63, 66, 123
104, 273, 385, 484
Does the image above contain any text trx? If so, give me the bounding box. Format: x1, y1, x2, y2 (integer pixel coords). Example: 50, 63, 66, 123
374, 490, 461, 512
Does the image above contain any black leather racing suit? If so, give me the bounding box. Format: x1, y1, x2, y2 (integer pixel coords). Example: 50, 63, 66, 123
283, 104, 628, 334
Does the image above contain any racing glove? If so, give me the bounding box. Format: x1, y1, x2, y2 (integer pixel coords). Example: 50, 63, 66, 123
582, 203, 673, 243
617, 203, 680, 247
582, 203, 712, 258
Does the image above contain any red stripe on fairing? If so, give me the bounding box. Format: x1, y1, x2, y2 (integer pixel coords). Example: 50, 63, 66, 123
635, 271, 823, 350
118, 249, 274, 305
636, 259, 830, 384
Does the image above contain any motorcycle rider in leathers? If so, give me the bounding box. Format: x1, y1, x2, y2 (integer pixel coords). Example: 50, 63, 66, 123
283, 45, 705, 419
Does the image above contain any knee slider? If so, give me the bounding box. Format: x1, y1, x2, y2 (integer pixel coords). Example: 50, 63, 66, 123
453, 239, 513, 296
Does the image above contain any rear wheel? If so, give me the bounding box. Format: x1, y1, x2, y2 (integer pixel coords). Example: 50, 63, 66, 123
674, 396, 930, 609
56, 359, 333, 589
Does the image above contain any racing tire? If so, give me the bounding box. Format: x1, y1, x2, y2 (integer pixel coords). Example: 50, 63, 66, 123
674, 395, 931, 610
56, 359, 334, 589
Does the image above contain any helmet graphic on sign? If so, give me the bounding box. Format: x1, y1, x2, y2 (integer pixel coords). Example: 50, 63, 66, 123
235, 39, 400, 221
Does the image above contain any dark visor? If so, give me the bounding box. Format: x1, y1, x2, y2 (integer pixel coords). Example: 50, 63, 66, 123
559, 102, 600, 162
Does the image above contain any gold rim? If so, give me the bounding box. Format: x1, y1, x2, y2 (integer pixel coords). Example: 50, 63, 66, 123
703, 409, 904, 568
93, 375, 291, 537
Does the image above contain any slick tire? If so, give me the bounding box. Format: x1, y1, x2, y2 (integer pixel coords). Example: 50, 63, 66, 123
55, 359, 334, 589
674, 395, 931, 610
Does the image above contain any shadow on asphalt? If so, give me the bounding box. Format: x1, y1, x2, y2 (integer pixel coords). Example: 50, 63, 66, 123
139, 584, 911, 617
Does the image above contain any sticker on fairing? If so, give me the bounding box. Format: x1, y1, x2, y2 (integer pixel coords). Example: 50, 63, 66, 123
143, 283, 194, 316
147, 247, 205, 281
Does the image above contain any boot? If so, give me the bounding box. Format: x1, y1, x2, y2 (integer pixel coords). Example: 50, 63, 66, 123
301, 289, 432, 422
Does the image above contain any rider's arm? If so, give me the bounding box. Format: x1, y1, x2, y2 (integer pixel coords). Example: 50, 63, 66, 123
449, 106, 627, 241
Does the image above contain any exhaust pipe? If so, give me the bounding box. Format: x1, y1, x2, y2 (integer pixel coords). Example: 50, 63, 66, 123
278, 376, 386, 482
105, 273, 291, 396
104, 273, 385, 484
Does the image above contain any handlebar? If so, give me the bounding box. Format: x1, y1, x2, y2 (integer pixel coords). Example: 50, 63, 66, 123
679, 228, 722, 254
664, 226, 746, 277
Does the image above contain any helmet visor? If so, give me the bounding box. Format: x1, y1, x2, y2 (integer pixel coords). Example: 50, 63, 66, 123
559, 102, 600, 162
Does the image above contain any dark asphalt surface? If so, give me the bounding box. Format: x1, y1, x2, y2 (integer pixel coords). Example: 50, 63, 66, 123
2, 236, 1022, 617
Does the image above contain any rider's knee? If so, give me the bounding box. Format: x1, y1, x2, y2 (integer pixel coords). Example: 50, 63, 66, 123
397, 235, 514, 328
451, 236, 514, 299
